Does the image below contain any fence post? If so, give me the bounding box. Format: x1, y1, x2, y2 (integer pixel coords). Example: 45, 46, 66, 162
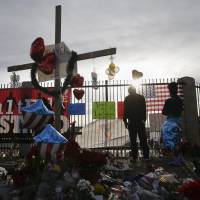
178, 77, 200, 146
104, 80, 108, 147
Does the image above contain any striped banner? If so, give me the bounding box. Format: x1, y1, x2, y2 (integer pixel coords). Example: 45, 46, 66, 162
23, 112, 54, 132
39, 143, 64, 162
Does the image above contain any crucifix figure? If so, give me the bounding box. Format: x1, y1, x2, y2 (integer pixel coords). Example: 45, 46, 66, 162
7, 5, 116, 132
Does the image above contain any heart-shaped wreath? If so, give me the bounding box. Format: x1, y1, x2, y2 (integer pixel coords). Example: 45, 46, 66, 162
30, 37, 78, 97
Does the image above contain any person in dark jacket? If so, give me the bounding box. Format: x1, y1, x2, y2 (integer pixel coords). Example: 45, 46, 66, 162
162, 82, 184, 166
162, 82, 183, 118
123, 86, 149, 161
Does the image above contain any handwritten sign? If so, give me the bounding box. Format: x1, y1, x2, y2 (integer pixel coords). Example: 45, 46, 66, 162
92, 102, 115, 119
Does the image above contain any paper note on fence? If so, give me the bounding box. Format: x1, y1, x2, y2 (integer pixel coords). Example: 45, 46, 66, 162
92, 102, 115, 119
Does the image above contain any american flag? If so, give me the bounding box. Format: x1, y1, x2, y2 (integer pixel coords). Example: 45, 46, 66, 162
140, 84, 183, 113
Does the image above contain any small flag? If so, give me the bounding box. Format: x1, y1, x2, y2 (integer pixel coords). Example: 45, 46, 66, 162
68, 103, 86, 115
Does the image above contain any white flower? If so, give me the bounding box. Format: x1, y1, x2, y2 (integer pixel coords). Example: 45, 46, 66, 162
77, 179, 94, 192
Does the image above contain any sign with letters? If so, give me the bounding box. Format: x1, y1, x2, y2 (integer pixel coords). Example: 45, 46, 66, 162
0, 88, 71, 134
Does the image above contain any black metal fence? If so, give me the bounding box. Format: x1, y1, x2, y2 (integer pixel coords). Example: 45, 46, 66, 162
0, 78, 182, 158
72, 78, 181, 157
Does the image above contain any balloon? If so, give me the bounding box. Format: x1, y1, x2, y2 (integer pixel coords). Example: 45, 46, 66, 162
91, 71, 98, 89
73, 89, 85, 100
108, 74, 115, 80
105, 63, 120, 79
132, 70, 143, 79
91, 71, 97, 82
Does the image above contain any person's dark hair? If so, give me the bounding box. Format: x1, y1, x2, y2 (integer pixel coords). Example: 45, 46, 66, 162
168, 82, 178, 95
128, 86, 136, 94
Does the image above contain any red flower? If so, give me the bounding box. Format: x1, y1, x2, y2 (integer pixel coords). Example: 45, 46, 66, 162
39, 52, 56, 74
178, 179, 200, 200
78, 149, 107, 168
70, 74, 84, 87
30, 37, 45, 62
26, 145, 39, 161
64, 139, 80, 161
13, 174, 26, 186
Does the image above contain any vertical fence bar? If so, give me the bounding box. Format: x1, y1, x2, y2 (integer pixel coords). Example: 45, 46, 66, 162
97, 80, 100, 147
116, 80, 119, 148
104, 80, 108, 147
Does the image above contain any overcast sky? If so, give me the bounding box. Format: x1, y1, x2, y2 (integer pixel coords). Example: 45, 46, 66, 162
1, 0, 200, 84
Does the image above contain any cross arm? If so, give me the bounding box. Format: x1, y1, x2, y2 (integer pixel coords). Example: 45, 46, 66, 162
7, 47, 116, 72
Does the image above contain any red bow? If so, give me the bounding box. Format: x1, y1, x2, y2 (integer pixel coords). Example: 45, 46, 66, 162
71, 74, 84, 87
30, 37, 45, 62
39, 53, 56, 74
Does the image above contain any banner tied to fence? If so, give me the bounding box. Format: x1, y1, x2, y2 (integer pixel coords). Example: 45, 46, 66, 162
0, 88, 71, 134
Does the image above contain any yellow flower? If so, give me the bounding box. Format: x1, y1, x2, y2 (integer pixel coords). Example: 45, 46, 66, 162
52, 164, 61, 173
94, 183, 106, 195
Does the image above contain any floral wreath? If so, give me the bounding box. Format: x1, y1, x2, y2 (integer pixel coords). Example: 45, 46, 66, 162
30, 37, 78, 97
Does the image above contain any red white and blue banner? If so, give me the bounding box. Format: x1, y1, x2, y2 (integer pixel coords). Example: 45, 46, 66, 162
0, 88, 71, 134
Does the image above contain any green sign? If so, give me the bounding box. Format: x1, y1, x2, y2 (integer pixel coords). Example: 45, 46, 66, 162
92, 102, 115, 119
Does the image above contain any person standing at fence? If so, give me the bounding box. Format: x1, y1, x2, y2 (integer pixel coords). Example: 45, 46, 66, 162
123, 86, 149, 162
162, 82, 184, 166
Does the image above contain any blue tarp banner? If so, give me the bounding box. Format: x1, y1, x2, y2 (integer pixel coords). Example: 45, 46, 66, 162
22, 99, 54, 115
34, 124, 68, 144
68, 103, 86, 115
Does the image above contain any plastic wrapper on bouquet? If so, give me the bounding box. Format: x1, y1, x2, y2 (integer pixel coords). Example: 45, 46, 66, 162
22, 99, 54, 132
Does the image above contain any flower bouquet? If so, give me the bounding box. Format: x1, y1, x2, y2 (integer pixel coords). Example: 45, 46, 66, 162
78, 149, 107, 183
178, 179, 200, 200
